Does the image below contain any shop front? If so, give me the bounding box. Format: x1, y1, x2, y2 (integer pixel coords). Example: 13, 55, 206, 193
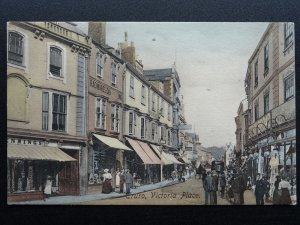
7, 143, 77, 202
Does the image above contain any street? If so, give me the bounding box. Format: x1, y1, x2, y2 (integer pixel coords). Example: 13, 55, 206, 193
77, 176, 231, 205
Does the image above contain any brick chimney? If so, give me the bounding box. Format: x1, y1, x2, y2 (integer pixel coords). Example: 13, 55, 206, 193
88, 22, 106, 45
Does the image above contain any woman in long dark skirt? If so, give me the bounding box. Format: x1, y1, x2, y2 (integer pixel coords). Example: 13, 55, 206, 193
272, 176, 281, 205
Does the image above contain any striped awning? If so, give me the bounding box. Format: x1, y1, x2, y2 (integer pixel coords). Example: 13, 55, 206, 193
7, 144, 76, 162
126, 138, 161, 164
150, 144, 180, 165
93, 134, 133, 151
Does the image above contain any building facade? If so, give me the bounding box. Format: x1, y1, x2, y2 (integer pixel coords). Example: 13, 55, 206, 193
7, 22, 91, 201
235, 99, 248, 156
244, 22, 295, 194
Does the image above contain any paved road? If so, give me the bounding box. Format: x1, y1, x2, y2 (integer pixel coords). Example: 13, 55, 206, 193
77, 176, 231, 205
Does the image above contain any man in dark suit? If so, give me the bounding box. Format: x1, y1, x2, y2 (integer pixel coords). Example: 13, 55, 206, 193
255, 173, 267, 205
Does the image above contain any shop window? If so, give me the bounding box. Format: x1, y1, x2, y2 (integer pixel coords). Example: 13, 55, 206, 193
8, 32, 24, 66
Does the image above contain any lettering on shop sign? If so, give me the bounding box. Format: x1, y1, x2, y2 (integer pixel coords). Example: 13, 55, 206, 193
89, 78, 111, 95
7, 138, 44, 146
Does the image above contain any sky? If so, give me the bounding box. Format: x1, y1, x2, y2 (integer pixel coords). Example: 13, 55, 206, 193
76, 22, 269, 148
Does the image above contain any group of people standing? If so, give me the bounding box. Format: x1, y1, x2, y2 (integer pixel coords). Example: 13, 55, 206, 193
102, 168, 134, 195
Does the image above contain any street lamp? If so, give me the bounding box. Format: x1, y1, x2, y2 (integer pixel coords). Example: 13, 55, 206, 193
160, 139, 166, 186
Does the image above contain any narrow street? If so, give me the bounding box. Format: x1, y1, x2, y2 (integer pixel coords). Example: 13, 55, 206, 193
77, 176, 230, 205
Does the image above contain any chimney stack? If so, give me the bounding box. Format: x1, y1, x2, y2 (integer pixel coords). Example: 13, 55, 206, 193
88, 22, 106, 45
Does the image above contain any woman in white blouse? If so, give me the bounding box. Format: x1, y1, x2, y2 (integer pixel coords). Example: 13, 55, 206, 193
278, 176, 292, 205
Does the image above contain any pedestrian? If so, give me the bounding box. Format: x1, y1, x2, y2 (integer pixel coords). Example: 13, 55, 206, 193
272, 175, 281, 205
115, 168, 120, 191
231, 175, 241, 205
119, 169, 125, 193
262, 174, 270, 202
255, 173, 267, 205
178, 166, 183, 182
43, 175, 52, 201
202, 170, 207, 184
212, 171, 219, 205
102, 169, 113, 194
203, 171, 214, 205
278, 175, 292, 205
219, 172, 226, 199
125, 169, 133, 194
238, 172, 246, 204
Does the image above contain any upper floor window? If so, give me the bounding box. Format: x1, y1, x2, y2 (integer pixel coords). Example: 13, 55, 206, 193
141, 85, 145, 105
160, 99, 164, 116
284, 75, 294, 101
42, 92, 49, 131
254, 60, 258, 87
52, 93, 67, 131
151, 123, 156, 141
50, 47, 63, 77
168, 105, 171, 121
111, 104, 120, 132
129, 111, 136, 135
96, 98, 106, 129
8, 32, 24, 66
264, 43, 269, 75
111, 62, 117, 86
160, 126, 165, 141
254, 101, 259, 122
284, 23, 293, 49
129, 76, 135, 98
152, 92, 156, 111
96, 52, 103, 78
141, 117, 145, 139
263, 93, 269, 114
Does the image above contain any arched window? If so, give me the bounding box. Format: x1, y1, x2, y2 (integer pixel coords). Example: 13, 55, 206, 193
8, 32, 24, 65
49, 47, 62, 77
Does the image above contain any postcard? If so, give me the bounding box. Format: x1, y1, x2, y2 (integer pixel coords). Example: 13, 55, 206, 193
7, 21, 296, 205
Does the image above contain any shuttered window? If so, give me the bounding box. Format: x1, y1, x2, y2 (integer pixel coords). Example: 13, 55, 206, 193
8, 32, 24, 65
50, 47, 62, 77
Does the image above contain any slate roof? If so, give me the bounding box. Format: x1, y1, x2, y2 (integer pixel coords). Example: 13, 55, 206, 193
143, 68, 173, 80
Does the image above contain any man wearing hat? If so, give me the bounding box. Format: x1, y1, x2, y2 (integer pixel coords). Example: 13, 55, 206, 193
255, 173, 267, 205
125, 169, 133, 194
212, 170, 219, 205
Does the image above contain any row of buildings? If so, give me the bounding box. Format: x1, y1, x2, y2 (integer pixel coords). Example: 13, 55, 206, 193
234, 22, 296, 198
7, 22, 196, 202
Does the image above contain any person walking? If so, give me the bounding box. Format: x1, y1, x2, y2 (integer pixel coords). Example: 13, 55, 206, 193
125, 169, 133, 194
255, 174, 267, 205
119, 169, 125, 193
115, 168, 120, 191
278, 175, 292, 205
212, 171, 219, 205
43, 175, 53, 201
102, 169, 113, 194
219, 172, 226, 199
238, 172, 246, 204
203, 171, 214, 205
231, 175, 240, 205
272, 175, 281, 205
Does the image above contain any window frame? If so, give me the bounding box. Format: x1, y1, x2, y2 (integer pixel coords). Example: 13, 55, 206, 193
254, 59, 258, 88
140, 117, 145, 139
254, 101, 259, 122
8, 31, 24, 66
284, 22, 294, 49
263, 93, 269, 114
111, 62, 117, 86
47, 43, 66, 82
95, 97, 107, 129
111, 104, 120, 132
128, 111, 136, 135
264, 43, 269, 75
151, 123, 156, 141
141, 85, 146, 105
284, 74, 294, 102
160, 99, 164, 116
52, 93, 67, 131
96, 51, 104, 79
152, 92, 156, 112
129, 76, 135, 98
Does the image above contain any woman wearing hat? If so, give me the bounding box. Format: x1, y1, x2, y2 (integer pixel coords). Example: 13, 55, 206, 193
102, 169, 113, 193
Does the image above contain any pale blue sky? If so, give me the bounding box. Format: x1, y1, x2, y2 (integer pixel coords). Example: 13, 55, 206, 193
77, 22, 269, 147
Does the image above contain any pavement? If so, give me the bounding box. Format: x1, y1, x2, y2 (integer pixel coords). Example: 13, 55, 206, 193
8, 173, 195, 205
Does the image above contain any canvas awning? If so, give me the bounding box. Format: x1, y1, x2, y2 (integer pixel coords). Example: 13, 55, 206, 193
182, 156, 191, 164
93, 134, 132, 151
137, 141, 161, 164
167, 153, 184, 164
7, 144, 76, 162
126, 138, 160, 164
150, 144, 173, 165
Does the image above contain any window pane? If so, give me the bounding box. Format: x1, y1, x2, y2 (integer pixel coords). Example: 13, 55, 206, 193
53, 94, 59, 112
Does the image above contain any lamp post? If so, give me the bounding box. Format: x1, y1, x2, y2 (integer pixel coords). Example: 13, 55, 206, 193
160, 139, 166, 186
